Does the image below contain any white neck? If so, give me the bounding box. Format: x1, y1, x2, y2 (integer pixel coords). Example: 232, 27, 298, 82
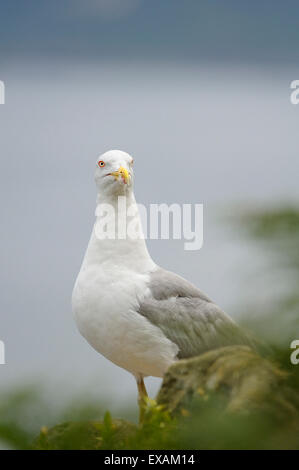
81, 191, 156, 273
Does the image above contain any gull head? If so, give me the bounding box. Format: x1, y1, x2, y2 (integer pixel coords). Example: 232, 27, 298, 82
95, 149, 134, 197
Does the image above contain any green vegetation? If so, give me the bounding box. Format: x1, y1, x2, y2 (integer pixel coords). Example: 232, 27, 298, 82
237, 207, 299, 352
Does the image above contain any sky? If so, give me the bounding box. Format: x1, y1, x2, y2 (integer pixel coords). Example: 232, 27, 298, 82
0, 1, 298, 416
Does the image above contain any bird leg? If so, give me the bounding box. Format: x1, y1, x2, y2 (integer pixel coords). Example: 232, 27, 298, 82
136, 376, 148, 425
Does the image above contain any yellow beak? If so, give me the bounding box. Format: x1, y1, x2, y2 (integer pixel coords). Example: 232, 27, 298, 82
110, 166, 130, 184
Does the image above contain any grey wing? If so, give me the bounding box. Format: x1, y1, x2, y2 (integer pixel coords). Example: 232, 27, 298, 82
138, 268, 254, 358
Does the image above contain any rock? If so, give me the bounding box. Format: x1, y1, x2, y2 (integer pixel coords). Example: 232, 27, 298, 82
33, 416, 137, 450
157, 345, 299, 421
33, 346, 299, 450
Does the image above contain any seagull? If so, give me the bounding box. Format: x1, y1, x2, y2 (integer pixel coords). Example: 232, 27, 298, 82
72, 150, 253, 421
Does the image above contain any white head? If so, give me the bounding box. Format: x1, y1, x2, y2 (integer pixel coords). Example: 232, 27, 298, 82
95, 149, 134, 198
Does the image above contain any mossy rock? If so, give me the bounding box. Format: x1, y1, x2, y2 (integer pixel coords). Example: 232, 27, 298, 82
33, 346, 299, 450
33, 417, 137, 450
157, 345, 299, 422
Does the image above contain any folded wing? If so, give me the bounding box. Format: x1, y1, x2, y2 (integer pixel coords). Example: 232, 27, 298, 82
138, 268, 254, 358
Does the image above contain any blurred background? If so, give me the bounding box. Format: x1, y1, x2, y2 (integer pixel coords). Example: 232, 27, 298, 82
0, 0, 299, 448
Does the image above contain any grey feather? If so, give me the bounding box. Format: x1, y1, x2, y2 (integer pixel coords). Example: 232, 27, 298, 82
138, 268, 255, 358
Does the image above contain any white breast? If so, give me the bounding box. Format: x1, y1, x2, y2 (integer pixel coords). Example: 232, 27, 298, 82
72, 226, 178, 378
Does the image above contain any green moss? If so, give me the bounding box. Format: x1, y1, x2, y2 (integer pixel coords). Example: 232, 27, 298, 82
32, 346, 299, 450
33, 416, 137, 450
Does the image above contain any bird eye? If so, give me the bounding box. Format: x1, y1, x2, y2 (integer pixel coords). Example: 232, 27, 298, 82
131, 159, 134, 165
98, 160, 105, 168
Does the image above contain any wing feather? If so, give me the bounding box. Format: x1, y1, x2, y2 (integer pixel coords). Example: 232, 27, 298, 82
138, 268, 254, 358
